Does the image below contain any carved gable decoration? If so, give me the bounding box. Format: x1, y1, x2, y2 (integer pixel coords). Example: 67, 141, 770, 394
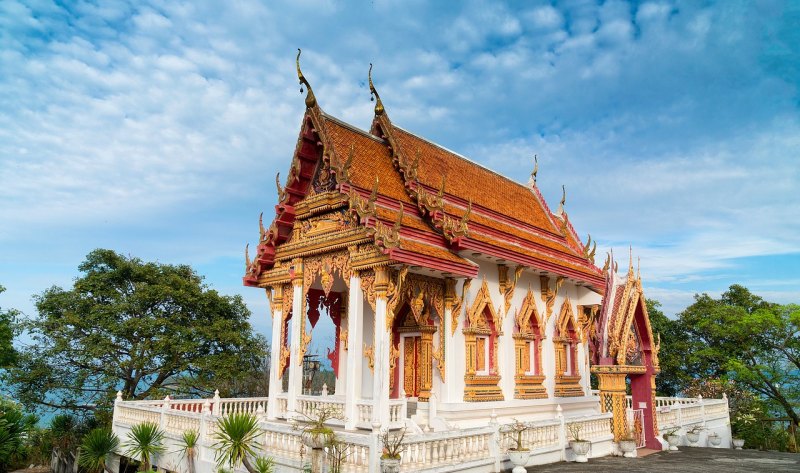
515, 289, 543, 337
555, 297, 576, 338
466, 279, 500, 333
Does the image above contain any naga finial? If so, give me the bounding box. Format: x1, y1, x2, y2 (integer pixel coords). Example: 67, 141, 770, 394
393, 203, 404, 232
259, 212, 266, 241
245, 243, 251, 268
557, 184, 566, 214
531, 154, 538, 184
276, 172, 287, 203
368, 63, 385, 116
296, 49, 317, 108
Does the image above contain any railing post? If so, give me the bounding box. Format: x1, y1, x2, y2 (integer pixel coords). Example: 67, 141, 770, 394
489, 412, 501, 473
368, 431, 380, 473
199, 403, 210, 463
212, 390, 221, 416
556, 405, 567, 462
113, 391, 122, 426
160, 395, 170, 432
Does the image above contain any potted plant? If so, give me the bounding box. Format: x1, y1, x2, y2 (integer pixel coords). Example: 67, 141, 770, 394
505, 420, 531, 473
567, 424, 590, 463
707, 432, 722, 447
662, 427, 680, 451
685, 425, 703, 446
618, 429, 637, 458
379, 428, 406, 473
295, 405, 341, 448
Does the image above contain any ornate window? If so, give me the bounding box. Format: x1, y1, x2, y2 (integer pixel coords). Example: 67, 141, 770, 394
554, 298, 584, 397
513, 290, 547, 398
463, 280, 503, 401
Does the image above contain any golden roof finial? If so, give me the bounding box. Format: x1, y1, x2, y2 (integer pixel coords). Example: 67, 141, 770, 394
368, 63, 385, 116
557, 184, 566, 214
531, 154, 538, 184
296, 49, 317, 108
637, 256, 641, 280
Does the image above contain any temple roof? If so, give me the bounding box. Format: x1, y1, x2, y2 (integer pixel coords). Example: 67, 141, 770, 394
244, 59, 604, 289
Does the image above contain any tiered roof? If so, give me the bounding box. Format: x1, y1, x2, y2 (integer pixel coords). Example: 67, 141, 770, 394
244, 54, 604, 290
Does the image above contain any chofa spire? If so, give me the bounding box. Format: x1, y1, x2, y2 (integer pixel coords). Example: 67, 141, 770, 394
296, 49, 317, 108
368, 63, 385, 116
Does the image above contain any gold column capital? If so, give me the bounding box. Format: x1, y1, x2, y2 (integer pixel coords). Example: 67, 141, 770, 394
290, 258, 304, 287
374, 266, 390, 298
272, 284, 284, 305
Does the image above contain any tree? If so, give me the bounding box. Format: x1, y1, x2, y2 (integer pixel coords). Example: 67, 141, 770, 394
677, 285, 800, 425
0, 286, 18, 369
124, 422, 165, 472
78, 428, 120, 473
645, 299, 690, 396
0, 397, 36, 473
5, 249, 268, 415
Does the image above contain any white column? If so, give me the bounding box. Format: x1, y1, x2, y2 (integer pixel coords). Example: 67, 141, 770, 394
287, 279, 304, 416
267, 288, 283, 420
344, 275, 364, 430
442, 304, 456, 403
372, 294, 391, 428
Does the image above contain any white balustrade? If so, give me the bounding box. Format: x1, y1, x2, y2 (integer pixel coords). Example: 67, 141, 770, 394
112, 393, 729, 473
399, 427, 495, 471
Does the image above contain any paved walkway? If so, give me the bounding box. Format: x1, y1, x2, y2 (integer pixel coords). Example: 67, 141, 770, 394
526, 447, 799, 472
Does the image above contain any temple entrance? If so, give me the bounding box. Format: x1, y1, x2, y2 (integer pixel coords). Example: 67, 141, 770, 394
401, 334, 422, 398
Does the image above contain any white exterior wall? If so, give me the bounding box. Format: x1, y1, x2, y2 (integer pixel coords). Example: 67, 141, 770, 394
428, 258, 603, 428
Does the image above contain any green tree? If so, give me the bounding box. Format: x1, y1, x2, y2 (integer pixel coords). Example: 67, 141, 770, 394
0, 397, 37, 473
678, 285, 799, 426
124, 422, 165, 472
0, 286, 18, 369
646, 299, 690, 396
5, 249, 267, 415
78, 428, 120, 473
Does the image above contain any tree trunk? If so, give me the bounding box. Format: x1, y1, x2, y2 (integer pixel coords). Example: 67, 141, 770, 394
241, 456, 257, 473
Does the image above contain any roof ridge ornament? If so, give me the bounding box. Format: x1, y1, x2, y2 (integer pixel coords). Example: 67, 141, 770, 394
557, 184, 566, 215
530, 154, 538, 185
368, 63, 385, 116
296, 49, 317, 108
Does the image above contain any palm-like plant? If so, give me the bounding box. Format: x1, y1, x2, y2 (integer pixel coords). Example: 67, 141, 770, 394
78, 428, 120, 473
177, 429, 199, 473
211, 413, 262, 473
124, 422, 165, 472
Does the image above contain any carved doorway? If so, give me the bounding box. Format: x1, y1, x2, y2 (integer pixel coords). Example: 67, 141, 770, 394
401, 334, 422, 398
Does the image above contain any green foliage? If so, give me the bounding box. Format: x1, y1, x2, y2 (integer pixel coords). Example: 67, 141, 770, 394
177, 429, 199, 473
79, 428, 120, 473
211, 413, 262, 473
675, 285, 799, 425
5, 249, 268, 415
0, 397, 36, 473
124, 422, 165, 472
253, 456, 275, 473
646, 299, 690, 396
0, 285, 19, 369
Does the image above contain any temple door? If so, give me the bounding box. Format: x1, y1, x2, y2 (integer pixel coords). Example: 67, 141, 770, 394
402, 335, 421, 397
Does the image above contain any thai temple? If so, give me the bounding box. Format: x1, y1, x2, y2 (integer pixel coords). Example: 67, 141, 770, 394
111, 53, 732, 473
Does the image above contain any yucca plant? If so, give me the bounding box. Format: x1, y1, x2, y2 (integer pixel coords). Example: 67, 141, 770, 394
124, 422, 165, 472
78, 428, 120, 473
253, 457, 274, 473
211, 413, 263, 473
177, 429, 199, 473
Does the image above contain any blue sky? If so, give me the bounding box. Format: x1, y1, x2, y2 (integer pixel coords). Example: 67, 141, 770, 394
1, 0, 798, 346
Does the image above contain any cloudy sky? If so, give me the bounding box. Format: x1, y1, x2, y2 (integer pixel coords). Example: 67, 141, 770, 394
1, 0, 798, 342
